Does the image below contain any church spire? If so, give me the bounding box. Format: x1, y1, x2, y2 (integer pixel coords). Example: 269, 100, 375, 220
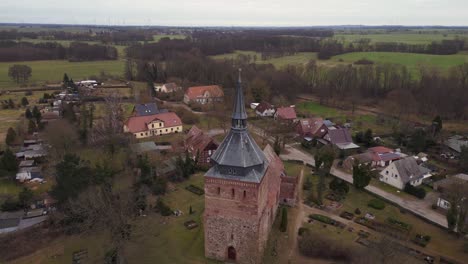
231, 68, 248, 129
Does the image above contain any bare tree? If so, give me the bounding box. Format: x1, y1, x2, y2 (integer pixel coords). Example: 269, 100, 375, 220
66, 186, 136, 264
43, 119, 79, 159
91, 93, 127, 154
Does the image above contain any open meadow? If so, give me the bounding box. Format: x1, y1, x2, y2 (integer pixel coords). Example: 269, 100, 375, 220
334, 32, 468, 44
0, 60, 124, 89
332, 51, 468, 76
210, 50, 317, 68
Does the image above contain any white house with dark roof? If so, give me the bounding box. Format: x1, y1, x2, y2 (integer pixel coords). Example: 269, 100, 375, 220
379, 157, 432, 190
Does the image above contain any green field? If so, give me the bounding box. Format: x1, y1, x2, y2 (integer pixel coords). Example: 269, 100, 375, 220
296, 101, 339, 118
152, 34, 186, 42
0, 60, 124, 89
210, 50, 317, 68
331, 52, 468, 75
335, 32, 468, 44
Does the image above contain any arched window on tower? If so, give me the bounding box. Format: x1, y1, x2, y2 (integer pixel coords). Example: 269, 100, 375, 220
243, 190, 246, 199
217, 187, 221, 195
231, 188, 235, 198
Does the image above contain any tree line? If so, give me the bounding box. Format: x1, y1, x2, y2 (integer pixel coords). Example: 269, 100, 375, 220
126, 39, 468, 120
0, 41, 118, 62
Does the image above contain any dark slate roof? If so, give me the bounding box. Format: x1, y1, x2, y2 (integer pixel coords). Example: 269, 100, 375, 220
133, 103, 167, 116
231, 70, 248, 120
206, 70, 268, 183
394, 157, 431, 183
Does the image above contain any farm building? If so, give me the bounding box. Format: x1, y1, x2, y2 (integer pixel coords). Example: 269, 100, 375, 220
124, 112, 183, 139
183, 85, 224, 105
184, 126, 218, 166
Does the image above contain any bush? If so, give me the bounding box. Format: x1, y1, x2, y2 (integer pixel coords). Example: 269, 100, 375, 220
354, 208, 361, 215
404, 183, 426, 199
155, 199, 172, 216
280, 207, 288, 232
298, 233, 353, 261
173, 107, 199, 125
431, 204, 438, 210
1, 198, 21, 212
298, 227, 310, 236
387, 217, 412, 231
309, 214, 334, 224
367, 199, 386, 210
329, 178, 349, 195
354, 58, 374, 65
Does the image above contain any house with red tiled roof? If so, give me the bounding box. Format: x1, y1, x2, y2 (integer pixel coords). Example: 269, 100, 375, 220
343, 146, 404, 170
274, 106, 297, 122
183, 85, 224, 105
184, 126, 218, 166
123, 112, 183, 139
255, 102, 275, 117
296, 117, 324, 137
154, 82, 181, 93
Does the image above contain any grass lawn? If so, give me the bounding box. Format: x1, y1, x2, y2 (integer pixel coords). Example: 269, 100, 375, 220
331, 52, 468, 76
283, 161, 303, 177
210, 50, 317, 69
125, 173, 219, 264
0, 178, 22, 197
334, 32, 466, 45
151, 34, 186, 42
0, 60, 124, 89
296, 101, 339, 118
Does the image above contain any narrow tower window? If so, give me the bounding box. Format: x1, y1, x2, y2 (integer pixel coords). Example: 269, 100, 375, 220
243, 190, 246, 199
231, 188, 235, 198
217, 187, 221, 195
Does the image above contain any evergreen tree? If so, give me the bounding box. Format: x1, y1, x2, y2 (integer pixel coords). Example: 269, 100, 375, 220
32, 106, 41, 123
28, 119, 37, 134
63, 73, 70, 86
189, 205, 193, 215
8, 99, 15, 109
274, 136, 282, 155
0, 148, 19, 174
280, 207, 288, 232
352, 161, 372, 190
63, 103, 76, 123
25, 108, 32, 119
21, 97, 29, 107
18, 187, 34, 209
5, 127, 16, 146
432, 116, 443, 136
363, 129, 374, 147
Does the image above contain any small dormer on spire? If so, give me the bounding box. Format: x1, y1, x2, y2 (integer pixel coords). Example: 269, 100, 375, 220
231, 68, 248, 129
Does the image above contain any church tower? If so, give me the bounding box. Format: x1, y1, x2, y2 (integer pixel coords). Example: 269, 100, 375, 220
204, 69, 282, 263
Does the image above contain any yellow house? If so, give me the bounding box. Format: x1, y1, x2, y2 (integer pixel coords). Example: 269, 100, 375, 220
124, 112, 183, 139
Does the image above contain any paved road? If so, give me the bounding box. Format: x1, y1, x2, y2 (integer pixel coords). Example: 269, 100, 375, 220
330, 165, 448, 228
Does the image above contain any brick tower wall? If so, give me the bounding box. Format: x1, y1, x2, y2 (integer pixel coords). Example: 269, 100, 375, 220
204, 177, 262, 263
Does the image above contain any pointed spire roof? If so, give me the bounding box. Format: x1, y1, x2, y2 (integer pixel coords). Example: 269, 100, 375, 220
205, 69, 268, 183
232, 68, 248, 121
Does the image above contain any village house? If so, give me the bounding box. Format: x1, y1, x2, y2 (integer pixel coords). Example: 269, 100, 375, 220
184, 126, 218, 166
343, 146, 403, 170
274, 106, 297, 122
132, 102, 167, 116
444, 135, 468, 154
154, 82, 181, 93
319, 126, 359, 150
123, 112, 183, 139
379, 157, 432, 190
254, 102, 276, 117
183, 85, 224, 105
296, 117, 324, 138
16, 166, 43, 182
433, 173, 468, 210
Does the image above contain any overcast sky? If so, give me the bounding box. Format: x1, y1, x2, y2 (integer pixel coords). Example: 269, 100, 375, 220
1, 0, 467, 26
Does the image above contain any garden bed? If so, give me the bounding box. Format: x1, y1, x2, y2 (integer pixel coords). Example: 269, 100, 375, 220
185, 185, 204, 195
